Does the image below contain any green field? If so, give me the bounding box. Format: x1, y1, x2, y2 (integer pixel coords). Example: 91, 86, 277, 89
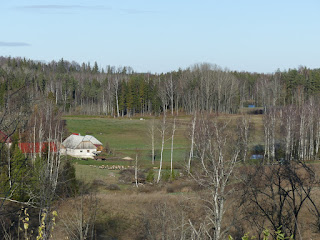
64, 115, 190, 168
63, 114, 265, 183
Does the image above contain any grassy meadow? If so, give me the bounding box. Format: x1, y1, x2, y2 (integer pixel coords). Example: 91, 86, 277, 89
63, 113, 265, 184
64, 115, 191, 167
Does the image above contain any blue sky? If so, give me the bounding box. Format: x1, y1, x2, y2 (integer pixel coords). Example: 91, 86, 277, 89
1, 0, 320, 73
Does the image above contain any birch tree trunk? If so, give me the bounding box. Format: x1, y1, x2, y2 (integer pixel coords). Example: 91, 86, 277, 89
33, 114, 37, 163
187, 112, 196, 173
169, 75, 174, 116
239, 115, 250, 162
148, 118, 156, 165
157, 111, 166, 183
135, 153, 138, 187
7, 145, 11, 188
315, 115, 320, 158
270, 109, 276, 162
299, 109, 306, 160
308, 102, 314, 160
283, 106, 295, 161
114, 77, 120, 117
170, 116, 176, 175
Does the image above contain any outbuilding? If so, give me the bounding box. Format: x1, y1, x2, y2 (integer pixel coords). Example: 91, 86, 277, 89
60, 134, 103, 159
19, 142, 58, 154
0, 130, 12, 148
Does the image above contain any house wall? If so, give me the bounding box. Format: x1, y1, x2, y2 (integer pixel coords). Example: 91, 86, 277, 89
64, 148, 97, 159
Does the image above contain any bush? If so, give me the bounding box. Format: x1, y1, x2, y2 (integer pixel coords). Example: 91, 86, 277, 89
146, 169, 155, 183
138, 184, 162, 193
56, 159, 78, 197
96, 213, 129, 239
171, 170, 178, 180
119, 169, 144, 184
162, 170, 171, 182
107, 184, 120, 191
104, 141, 112, 154
166, 179, 194, 193
162, 168, 178, 182
166, 186, 174, 193
92, 179, 106, 187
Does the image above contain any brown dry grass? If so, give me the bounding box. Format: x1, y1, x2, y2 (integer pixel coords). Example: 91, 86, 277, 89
52, 167, 320, 240
52, 190, 204, 240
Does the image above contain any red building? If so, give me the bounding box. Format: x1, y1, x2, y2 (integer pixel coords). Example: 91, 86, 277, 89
0, 130, 12, 144
18, 142, 58, 154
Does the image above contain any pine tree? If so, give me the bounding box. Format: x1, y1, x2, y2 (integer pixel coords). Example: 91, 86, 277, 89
11, 147, 30, 201
92, 61, 99, 74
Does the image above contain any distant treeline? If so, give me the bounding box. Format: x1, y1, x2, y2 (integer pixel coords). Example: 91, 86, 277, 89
1, 56, 320, 116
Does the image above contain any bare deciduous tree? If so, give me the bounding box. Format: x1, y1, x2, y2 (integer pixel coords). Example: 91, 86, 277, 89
112, 76, 120, 117
157, 111, 167, 183
157, 83, 169, 183
238, 115, 250, 162
190, 114, 243, 240
147, 118, 156, 165
61, 193, 99, 240
263, 107, 277, 163
170, 116, 176, 175
187, 111, 196, 174
242, 161, 317, 239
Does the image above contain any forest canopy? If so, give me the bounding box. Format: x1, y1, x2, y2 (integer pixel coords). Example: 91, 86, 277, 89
1, 57, 320, 117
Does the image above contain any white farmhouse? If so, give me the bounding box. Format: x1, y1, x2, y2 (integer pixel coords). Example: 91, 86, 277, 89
60, 134, 103, 159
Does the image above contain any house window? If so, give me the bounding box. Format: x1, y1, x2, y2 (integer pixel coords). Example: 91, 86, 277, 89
87, 150, 90, 153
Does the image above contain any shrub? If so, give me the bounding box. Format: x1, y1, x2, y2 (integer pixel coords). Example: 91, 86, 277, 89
162, 168, 178, 182
107, 184, 120, 191
146, 170, 155, 183
96, 213, 129, 239
104, 141, 112, 154
166, 186, 174, 193
138, 184, 162, 193
92, 179, 106, 187
119, 169, 144, 184
56, 159, 79, 197
162, 170, 171, 182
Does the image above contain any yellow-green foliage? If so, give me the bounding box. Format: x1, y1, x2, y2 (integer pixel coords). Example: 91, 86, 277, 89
19, 208, 58, 240
22, 208, 30, 240
229, 228, 294, 240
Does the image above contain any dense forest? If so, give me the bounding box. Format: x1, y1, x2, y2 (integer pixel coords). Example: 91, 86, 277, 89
1, 56, 320, 116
